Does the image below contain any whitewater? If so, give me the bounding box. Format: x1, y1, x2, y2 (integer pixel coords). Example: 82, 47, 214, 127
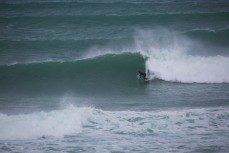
0, 0, 229, 153
1, 105, 229, 153
134, 29, 229, 83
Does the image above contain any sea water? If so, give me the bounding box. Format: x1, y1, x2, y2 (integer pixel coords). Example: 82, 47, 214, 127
0, 0, 229, 152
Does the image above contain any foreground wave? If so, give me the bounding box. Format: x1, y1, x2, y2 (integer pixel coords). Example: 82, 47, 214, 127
0, 105, 228, 140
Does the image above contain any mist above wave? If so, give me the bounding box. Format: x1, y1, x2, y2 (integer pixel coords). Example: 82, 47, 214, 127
134, 29, 229, 83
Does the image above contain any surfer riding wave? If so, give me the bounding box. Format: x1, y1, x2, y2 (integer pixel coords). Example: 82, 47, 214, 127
138, 70, 150, 80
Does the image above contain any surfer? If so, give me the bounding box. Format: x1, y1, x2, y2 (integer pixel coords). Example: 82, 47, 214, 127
138, 71, 147, 79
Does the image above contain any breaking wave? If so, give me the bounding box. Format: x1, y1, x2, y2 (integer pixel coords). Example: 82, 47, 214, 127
1, 29, 229, 84
0, 105, 228, 140
134, 29, 229, 83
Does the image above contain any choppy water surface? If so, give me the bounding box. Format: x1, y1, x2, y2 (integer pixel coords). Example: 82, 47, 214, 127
0, 0, 229, 152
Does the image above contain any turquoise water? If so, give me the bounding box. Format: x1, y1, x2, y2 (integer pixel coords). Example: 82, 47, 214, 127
0, 0, 229, 152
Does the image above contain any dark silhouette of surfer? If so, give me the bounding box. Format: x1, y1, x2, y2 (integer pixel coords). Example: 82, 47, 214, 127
138, 70, 148, 79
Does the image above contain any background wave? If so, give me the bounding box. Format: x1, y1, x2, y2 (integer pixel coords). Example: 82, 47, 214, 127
185, 29, 229, 47
1, 0, 229, 17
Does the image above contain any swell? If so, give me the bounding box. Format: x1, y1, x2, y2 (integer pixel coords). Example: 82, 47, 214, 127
0, 38, 131, 50
185, 29, 229, 47
0, 53, 145, 94
0, 38, 134, 65
1, 12, 228, 25
1, 1, 228, 17
1, 29, 228, 49
0, 39, 117, 53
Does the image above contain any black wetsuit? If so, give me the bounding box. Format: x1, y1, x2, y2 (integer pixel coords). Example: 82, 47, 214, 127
138, 71, 147, 79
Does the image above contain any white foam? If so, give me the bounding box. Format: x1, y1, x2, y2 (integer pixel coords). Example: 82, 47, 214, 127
147, 55, 229, 83
0, 105, 228, 140
134, 29, 229, 83
2, 58, 60, 66
87, 107, 229, 136
0, 105, 93, 140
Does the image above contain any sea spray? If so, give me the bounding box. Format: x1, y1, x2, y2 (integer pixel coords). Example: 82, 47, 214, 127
146, 55, 229, 83
134, 29, 229, 83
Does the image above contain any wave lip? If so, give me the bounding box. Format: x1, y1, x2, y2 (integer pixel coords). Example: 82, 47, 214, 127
134, 29, 229, 83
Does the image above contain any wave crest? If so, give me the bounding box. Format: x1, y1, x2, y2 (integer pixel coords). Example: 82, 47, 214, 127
134, 29, 229, 83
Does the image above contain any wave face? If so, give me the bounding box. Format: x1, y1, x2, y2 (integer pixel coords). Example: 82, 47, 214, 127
0, 53, 145, 94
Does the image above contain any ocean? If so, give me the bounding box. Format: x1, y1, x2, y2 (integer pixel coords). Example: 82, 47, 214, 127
0, 0, 229, 152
